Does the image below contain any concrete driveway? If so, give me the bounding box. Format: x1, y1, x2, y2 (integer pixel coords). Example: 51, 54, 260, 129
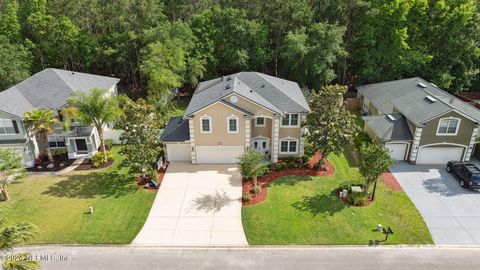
132, 162, 248, 246
391, 162, 480, 245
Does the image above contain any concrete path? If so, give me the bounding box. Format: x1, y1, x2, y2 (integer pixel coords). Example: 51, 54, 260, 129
133, 162, 247, 246
391, 162, 480, 245
11, 246, 480, 270
29, 158, 85, 177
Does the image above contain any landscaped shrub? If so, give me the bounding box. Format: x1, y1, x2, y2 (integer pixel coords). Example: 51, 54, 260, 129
275, 163, 286, 171
346, 192, 368, 206
238, 149, 269, 179
243, 192, 252, 202
91, 151, 113, 167
254, 186, 261, 195
287, 161, 298, 168
52, 148, 67, 157
312, 162, 322, 171
104, 139, 113, 150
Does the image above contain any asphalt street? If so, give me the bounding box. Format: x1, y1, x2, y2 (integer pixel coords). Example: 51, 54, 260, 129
6, 246, 480, 270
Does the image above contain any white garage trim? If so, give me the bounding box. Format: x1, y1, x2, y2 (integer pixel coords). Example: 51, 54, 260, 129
166, 143, 192, 162
416, 143, 467, 164
196, 146, 244, 164
385, 142, 410, 161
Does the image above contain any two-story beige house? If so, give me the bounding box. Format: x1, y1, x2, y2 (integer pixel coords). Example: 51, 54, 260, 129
357, 77, 480, 164
161, 72, 311, 164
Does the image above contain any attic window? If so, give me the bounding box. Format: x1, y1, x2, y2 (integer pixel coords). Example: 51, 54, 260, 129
226, 76, 232, 81
386, 114, 396, 122
225, 84, 231, 90
425, 96, 437, 103
417, 82, 427, 88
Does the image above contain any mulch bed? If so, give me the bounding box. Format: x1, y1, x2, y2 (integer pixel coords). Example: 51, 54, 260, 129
336, 190, 374, 207
26, 155, 75, 172
382, 171, 403, 192
242, 158, 335, 206
135, 163, 170, 192
74, 159, 114, 171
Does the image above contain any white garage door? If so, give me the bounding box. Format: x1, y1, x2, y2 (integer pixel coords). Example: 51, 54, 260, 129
385, 143, 407, 161
196, 146, 244, 164
416, 146, 465, 165
166, 143, 191, 162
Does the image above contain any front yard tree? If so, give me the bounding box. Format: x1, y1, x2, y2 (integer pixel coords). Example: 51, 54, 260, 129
0, 148, 26, 201
117, 98, 165, 180
359, 143, 393, 201
0, 209, 38, 269
67, 88, 122, 162
238, 150, 268, 194
24, 109, 56, 163
304, 84, 357, 167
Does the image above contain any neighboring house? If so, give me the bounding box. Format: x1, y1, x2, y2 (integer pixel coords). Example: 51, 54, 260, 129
357, 77, 480, 165
0, 68, 120, 167
161, 72, 311, 164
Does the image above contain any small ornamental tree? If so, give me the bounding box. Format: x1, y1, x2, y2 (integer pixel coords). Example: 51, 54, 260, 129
238, 150, 269, 195
0, 208, 38, 270
359, 143, 393, 201
23, 109, 57, 163
117, 98, 166, 181
304, 84, 358, 167
0, 148, 26, 201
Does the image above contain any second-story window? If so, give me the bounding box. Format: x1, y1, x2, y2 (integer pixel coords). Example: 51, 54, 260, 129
227, 115, 239, 133
281, 114, 299, 127
255, 117, 266, 127
437, 118, 460, 136
200, 116, 212, 133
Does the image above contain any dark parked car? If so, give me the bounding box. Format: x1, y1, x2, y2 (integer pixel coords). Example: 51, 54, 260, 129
446, 161, 480, 190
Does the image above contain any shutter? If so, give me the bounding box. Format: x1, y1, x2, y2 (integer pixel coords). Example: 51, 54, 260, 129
12, 120, 19, 134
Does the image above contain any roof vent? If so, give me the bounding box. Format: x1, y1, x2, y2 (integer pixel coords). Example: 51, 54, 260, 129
261, 84, 265, 88
225, 84, 231, 90
425, 95, 437, 103
386, 114, 396, 122
417, 82, 427, 88
429, 83, 438, 88
226, 76, 232, 81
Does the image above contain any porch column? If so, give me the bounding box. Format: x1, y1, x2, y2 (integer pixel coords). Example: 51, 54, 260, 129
245, 118, 251, 150
272, 117, 280, 163
409, 127, 423, 163
299, 114, 307, 156
189, 118, 197, 164
465, 127, 478, 161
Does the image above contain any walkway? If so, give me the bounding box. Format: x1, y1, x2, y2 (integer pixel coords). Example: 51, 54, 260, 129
132, 162, 248, 246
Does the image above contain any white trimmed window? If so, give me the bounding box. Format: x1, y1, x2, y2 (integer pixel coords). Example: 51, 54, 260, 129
279, 138, 298, 154
281, 114, 300, 127
255, 117, 266, 127
437, 118, 460, 136
227, 115, 239, 133
48, 136, 66, 148
200, 115, 212, 133
0, 119, 16, 135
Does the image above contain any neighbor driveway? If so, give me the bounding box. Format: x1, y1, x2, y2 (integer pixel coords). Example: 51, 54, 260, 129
391, 162, 480, 245
132, 162, 248, 246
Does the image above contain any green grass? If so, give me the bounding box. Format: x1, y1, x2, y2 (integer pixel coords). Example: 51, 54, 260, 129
1, 146, 156, 244
172, 98, 190, 117
242, 153, 433, 245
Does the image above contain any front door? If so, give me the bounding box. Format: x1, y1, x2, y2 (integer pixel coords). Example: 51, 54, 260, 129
251, 138, 270, 155
75, 139, 88, 152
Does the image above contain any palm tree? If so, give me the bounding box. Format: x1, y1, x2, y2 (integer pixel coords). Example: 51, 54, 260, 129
24, 109, 57, 163
0, 209, 39, 270
67, 88, 122, 162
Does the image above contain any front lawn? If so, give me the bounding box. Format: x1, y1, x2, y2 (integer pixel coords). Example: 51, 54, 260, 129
242, 153, 433, 245
1, 146, 156, 244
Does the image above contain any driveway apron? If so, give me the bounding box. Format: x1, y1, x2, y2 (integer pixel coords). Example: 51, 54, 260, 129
391, 162, 480, 245
133, 162, 248, 246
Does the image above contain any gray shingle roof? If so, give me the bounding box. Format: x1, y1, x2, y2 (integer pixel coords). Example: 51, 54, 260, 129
161, 116, 190, 142
357, 77, 480, 125
362, 113, 413, 142
0, 68, 119, 117
185, 72, 310, 116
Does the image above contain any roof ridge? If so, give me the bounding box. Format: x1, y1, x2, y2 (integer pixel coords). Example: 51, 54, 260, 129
256, 73, 307, 112
51, 68, 76, 92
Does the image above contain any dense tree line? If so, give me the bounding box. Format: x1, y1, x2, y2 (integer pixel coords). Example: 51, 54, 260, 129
0, 0, 478, 95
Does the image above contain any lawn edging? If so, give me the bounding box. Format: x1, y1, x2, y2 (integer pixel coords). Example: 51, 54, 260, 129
242, 160, 335, 206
